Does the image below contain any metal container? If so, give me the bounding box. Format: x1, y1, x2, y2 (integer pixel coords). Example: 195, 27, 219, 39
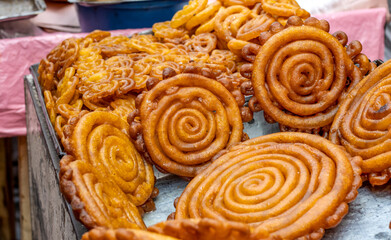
0, 0, 46, 22
69, 0, 188, 32
26, 62, 391, 239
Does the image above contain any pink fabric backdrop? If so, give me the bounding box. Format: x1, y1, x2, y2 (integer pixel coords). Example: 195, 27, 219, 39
0, 8, 387, 137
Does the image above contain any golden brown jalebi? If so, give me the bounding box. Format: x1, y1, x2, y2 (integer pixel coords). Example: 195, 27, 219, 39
330, 60, 391, 186
153, 21, 189, 40
60, 155, 146, 229
70, 111, 155, 207
149, 218, 252, 240
251, 17, 364, 131
82, 227, 178, 240
185, 33, 217, 53
110, 95, 137, 122
262, 0, 310, 19
82, 218, 252, 240
185, 1, 222, 30
175, 132, 362, 240
171, 0, 208, 28
130, 73, 243, 177
38, 38, 80, 91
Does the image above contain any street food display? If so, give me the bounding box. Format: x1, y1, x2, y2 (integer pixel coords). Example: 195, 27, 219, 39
35, 0, 391, 239
330, 59, 391, 186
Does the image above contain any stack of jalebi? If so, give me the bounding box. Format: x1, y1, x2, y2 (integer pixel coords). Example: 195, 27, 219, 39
36, 0, 385, 237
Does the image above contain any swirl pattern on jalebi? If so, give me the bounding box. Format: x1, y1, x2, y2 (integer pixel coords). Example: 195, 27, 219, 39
251, 19, 361, 130
138, 74, 243, 177
330, 60, 391, 186
60, 155, 145, 229
71, 111, 155, 206
175, 132, 362, 240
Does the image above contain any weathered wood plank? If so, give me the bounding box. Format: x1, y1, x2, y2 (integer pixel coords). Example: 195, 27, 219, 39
18, 136, 32, 240
0, 138, 11, 240
25, 76, 78, 240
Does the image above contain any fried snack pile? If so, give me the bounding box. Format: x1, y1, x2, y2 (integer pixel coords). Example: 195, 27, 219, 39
36, 0, 382, 237
330, 59, 391, 186
82, 218, 252, 240
168, 0, 309, 54
128, 73, 244, 177
246, 16, 374, 136
174, 133, 362, 240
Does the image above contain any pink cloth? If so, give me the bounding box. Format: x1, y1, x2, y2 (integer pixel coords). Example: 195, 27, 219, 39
314, 8, 387, 60
0, 28, 146, 138
0, 8, 387, 137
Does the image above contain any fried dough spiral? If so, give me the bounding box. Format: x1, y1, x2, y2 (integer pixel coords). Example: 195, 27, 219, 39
149, 218, 252, 240
137, 74, 243, 177
175, 132, 362, 240
71, 111, 155, 206
82, 227, 178, 240
60, 155, 145, 229
252, 22, 359, 130
82, 218, 252, 240
330, 60, 391, 186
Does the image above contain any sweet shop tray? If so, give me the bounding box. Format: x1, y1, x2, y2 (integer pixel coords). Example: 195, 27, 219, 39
0, 0, 46, 22
27, 63, 391, 239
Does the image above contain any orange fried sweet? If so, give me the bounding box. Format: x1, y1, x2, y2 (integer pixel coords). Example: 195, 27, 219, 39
262, 0, 310, 19
81, 218, 252, 240
149, 218, 252, 240
134, 73, 243, 177
175, 132, 362, 240
82, 227, 178, 240
60, 155, 146, 229
330, 60, 391, 186
71, 111, 155, 206
153, 21, 189, 40
251, 17, 363, 131
171, 0, 208, 28
185, 1, 222, 30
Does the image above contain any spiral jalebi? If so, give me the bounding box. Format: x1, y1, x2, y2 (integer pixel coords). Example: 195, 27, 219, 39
70, 111, 155, 206
136, 73, 243, 177
60, 155, 145, 229
175, 132, 362, 240
330, 60, 391, 186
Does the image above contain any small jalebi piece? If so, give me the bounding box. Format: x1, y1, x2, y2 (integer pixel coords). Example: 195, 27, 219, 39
220, 0, 258, 7
47, 38, 80, 80
56, 67, 79, 105
110, 95, 137, 122
175, 132, 362, 240
185, 33, 217, 53
38, 58, 55, 91
44, 90, 56, 125
195, 7, 226, 35
82, 227, 178, 240
251, 17, 363, 130
236, 13, 275, 41
214, 5, 255, 46
71, 111, 155, 206
153, 21, 189, 40
171, 0, 208, 28
262, 0, 310, 19
330, 60, 391, 186
60, 155, 145, 229
132, 73, 243, 177
185, 1, 222, 30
